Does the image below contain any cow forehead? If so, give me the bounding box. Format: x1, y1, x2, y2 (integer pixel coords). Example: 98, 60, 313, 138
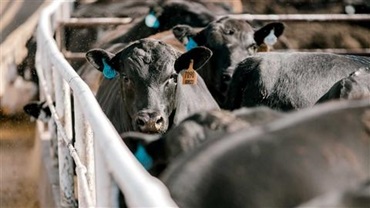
213, 17, 254, 32
115, 40, 178, 79
205, 18, 256, 47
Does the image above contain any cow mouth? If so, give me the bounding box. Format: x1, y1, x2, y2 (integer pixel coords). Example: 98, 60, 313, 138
140, 129, 166, 134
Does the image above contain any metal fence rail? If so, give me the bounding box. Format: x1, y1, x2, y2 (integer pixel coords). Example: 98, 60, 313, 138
226, 13, 370, 21
36, 0, 177, 207
56, 13, 370, 61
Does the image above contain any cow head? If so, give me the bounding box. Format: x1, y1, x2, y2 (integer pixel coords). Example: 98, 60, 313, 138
86, 39, 212, 134
151, 0, 217, 30
172, 17, 285, 105
106, 0, 219, 45
23, 101, 52, 122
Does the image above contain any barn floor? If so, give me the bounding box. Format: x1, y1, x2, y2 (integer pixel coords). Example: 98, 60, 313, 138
0, 116, 40, 208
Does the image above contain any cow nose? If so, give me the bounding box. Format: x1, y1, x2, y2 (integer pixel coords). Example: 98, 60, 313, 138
135, 111, 164, 133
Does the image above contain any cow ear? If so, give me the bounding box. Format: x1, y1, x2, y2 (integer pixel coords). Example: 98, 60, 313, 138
86, 49, 118, 79
254, 22, 285, 46
172, 25, 199, 48
174, 46, 212, 73
23, 101, 51, 122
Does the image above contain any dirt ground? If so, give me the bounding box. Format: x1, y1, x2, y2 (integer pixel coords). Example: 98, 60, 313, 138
0, 115, 40, 208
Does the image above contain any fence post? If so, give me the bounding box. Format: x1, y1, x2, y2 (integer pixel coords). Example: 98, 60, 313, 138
53, 65, 77, 207
95, 141, 120, 207
73, 95, 96, 206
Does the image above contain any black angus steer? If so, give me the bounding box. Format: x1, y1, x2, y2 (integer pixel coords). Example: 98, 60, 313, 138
96, 0, 226, 48
225, 52, 370, 111
86, 39, 219, 134
78, 0, 228, 94
160, 99, 370, 208
120, 107, 284, 176
172, 17, 285, 106
316, 67, 370, 103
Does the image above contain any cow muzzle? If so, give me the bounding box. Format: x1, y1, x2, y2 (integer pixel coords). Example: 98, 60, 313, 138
134, 111, 165, 133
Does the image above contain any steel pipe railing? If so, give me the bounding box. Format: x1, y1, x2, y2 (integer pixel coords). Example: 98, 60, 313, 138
225, 13, 370, 22
55, 13, 370, 60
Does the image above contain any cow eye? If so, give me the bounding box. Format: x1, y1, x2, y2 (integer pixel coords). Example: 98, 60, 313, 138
121, 74, 130, 83
224, 29, 235, 35
165, 74, 177, 87
249, 43, 258, 51
171, 74, 178, 84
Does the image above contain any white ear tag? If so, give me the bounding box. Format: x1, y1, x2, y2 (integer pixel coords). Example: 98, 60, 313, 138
264, 29, 277, 46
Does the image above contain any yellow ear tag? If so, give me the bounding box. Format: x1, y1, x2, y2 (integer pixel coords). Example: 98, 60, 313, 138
182, 59, 197, 85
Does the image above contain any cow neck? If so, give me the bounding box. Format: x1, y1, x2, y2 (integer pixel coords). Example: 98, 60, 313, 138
118, 76, 133, 127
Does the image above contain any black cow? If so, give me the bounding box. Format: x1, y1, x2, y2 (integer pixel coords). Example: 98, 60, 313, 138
77, 1, 230, 93
224, 52, 369, 111
316, 67, 370, 103
120, 106, 284, 176
96, 0, 226, 47
87, 39, 219, 134
172, 17, 285, 106
160, 99, 370, 208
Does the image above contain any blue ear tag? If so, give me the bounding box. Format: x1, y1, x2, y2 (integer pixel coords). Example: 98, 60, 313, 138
134, 144, 154, 170
102, 59, 117, 79
145, 12, 160, 29
186, 37, 198, 51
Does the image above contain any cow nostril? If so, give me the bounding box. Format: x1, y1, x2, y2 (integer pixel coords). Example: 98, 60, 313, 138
136, 118, 146, 127
156, 117, 164, 125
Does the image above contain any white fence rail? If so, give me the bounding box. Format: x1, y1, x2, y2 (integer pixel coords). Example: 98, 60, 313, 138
36, 0, 177, 207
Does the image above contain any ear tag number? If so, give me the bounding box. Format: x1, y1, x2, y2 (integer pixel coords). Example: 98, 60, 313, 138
145, 12, 160, 29
134, 144, 153, 170
264, 29, 277, 46
102, 59, 117, 79
182, 59, 197, 85
185, 37, 198, 51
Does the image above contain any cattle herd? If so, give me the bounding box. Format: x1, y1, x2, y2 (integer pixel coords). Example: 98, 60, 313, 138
8, 0, 370, 207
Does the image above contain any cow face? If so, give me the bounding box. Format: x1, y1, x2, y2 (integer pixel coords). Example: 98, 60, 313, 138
23, 101, 52, 122
172, 17, 285, 105
86, 39, 212, 134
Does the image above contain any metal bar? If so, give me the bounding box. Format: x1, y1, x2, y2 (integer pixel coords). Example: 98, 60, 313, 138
224, 13, 370, 22
37, 32, 94, 208
53, 64, 77, 208
64, 51, 86, 60
61, 48, 370, 61
276, 48, 370, 56
73, 96, 96, 206
84, 118, 95, 204
60, 17, 133, 27
95, 139, 118, 207
73, 95, 89, 207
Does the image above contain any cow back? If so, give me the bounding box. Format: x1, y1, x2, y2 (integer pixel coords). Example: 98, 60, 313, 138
161, 99, 370, 208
